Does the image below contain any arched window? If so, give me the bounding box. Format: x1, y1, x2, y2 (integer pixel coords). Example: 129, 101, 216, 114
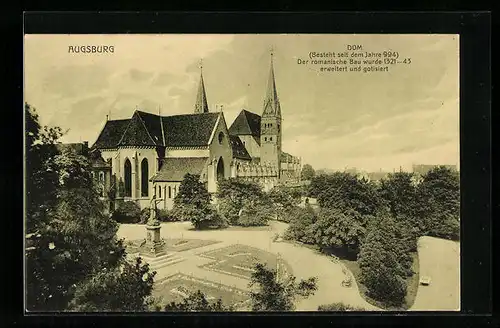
270, 137, 273, 141
158, 185, 162, 198
168, 186, 172, 199
218, 132, 224, 144
91, 172, 95, 180
141, 158, 149, 197
124, 159, 132, 197
99, 172, 104, 182
264, 137, 267, 142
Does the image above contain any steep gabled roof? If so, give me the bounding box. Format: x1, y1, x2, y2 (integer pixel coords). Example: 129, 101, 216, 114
118, 111, 157, 147
92, 119, 130, 149
228, 109, 261, 137
163, 112, 220, 147
152, 157, 209, 182
229, 135, 252, 161
93, 110, 220, 150
136, 111, 165, 146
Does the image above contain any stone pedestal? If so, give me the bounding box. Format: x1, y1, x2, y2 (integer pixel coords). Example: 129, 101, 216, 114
145, 225, 165, 257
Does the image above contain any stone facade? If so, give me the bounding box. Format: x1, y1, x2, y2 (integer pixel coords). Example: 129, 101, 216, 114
91, 53, 301, 211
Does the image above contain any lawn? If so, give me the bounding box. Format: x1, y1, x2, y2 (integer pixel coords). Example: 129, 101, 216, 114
199, 244, 293, 280
154, 273, 250, 309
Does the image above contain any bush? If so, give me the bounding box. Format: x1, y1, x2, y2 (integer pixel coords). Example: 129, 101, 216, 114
318, 302, 366, 311
111, 201, 141, 223
363, 264, 407, 306
139, 208, 150, 224
283, 205, 317, 244
206, 210, 229, 229
157, 209, 181, 222
427, 214, 460, 241
237, 199, 274, 227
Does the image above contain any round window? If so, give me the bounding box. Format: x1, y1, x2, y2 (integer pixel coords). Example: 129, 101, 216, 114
218, 132, 224, 144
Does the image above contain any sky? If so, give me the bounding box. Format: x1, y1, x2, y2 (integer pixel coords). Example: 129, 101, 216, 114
24, 34, 459, 172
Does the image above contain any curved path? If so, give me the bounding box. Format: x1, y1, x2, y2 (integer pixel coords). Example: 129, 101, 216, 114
118, 221, 379, 311
410, 236, 460, 311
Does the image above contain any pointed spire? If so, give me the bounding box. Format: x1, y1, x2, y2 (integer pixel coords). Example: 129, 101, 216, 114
263, 47, 281, 116
194, 58, 209, 114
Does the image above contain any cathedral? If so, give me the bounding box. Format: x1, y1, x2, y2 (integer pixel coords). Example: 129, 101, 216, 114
90, 54, 301, 210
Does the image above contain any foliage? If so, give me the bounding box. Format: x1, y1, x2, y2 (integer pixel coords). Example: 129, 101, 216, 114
301, 164, 315, 181
317, 302, 366, 311
173, 173, 211, 210
308, 172, 383, 217
157, 208, 180, 222
379, 172, 419, 226
311, 207, 367, 253
427, 213, 460, 241
164, 290, 232, 312
217, 179, 275, 226
268, 186, 303, 222
111, 201, 142, 224
249, 263, 317, 311
358, 214, 413, 306
25, 103, 155, 312
283, 205, 317, 244
139, 208, 150, 224
68, 258, 155, 312
237, 197, 275, 227
417, 166, 460, 239
172, 173, 219, 229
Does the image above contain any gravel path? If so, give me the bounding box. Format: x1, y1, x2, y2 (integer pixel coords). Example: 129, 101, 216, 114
410, 236, 460, 311
118, 221, 379, 311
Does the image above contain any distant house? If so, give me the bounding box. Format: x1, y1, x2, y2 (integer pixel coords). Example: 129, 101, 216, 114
412, 164, 458, 176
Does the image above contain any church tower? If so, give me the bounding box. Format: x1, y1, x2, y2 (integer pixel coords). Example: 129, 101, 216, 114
194, 60, 209, 113
260, 50, 282, 177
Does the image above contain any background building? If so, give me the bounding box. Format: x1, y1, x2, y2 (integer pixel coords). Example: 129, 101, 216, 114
91, 54, 301, 210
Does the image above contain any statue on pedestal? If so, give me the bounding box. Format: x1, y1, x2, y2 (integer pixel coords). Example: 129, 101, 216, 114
144, 195, 165, 256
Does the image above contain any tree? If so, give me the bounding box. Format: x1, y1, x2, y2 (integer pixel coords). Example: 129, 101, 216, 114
417, 166, 460, 238
217, 179, 274, 226
283, 205, 317, 244
379, 172, 419, 224
268, 186, 303, 222
358, 214, 413, 307
309, 172, 383, 217
68, 258, 156, 312
249, 263, 317, 311
173, 173, 222, 229
164, 290, 231, 312
311, 207, 366, 254
301, 164, 315, 181
25, 103, 154, 311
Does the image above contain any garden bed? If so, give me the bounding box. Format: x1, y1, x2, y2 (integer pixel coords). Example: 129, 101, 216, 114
154, 273, 250, 309
199, 244, 293, 280
125, 238, 220, 254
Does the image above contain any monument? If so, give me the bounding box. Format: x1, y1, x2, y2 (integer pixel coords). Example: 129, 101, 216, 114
144, 195, 166, 257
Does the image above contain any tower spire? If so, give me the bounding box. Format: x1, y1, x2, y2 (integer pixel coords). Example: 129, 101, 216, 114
194, 58, 209, 114
263, 47, 280, 116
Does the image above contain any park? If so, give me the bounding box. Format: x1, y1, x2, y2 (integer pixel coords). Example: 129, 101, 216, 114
118, 219, 460, 311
